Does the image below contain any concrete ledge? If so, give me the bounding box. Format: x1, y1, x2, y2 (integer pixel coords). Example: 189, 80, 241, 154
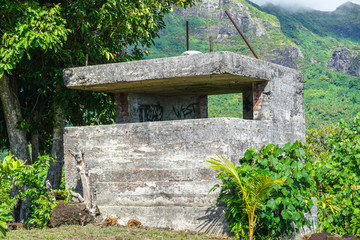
63, 51, 299, 95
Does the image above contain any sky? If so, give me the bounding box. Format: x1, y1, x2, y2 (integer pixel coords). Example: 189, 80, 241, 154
250, 0, 360, 11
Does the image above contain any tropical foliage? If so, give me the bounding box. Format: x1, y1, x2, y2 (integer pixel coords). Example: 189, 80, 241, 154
207, 142, 315, 239
209, 113, 360, 238
0, 155, 31, 237
206, 155, 286, 240
0, 154, 70, 235
310, 113, 360, 235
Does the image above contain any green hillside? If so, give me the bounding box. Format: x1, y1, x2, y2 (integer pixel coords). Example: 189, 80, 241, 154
146, 0, 360, 129
261, 2, 360, 128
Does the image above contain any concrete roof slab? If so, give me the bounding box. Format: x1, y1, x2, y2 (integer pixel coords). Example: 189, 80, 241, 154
63, 51, 297, 95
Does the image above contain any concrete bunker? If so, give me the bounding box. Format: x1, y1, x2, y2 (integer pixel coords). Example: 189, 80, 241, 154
63, 51, 305, 234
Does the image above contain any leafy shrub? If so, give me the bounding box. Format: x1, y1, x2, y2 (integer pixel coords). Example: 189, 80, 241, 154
313, 113, 360, 235
0, 154, 71, 231
209, 141, 315, 239
206, 155, 286, 240
0, 155, 31, 236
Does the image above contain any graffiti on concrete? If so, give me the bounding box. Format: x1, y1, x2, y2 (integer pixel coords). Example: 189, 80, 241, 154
172, 103, 197, 119
139, 104, 163, 122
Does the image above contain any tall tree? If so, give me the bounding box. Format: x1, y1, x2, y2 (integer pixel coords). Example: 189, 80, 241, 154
1, 0, 198, 221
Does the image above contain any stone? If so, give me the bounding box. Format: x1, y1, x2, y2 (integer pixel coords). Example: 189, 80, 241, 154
327, 46, 358, 74
308, 232, 331, 240
49, 201, 99, 228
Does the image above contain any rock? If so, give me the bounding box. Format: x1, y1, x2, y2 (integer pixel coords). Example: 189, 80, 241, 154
266, 46, 304, 69
348, 55, 360, 77
308, 232, 360, 240
308, 232, 331, 240
174, 0, 277, 41
49, 201, 100, 228
327, 46, 359, 74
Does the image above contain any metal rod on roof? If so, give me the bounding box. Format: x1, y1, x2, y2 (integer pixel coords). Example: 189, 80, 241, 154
85, 53, 89, 66
209, 36, 213, 52
186, 20, 189, 51
225, 10, 258, 59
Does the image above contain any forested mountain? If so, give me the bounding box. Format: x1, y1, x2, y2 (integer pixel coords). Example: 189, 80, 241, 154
146, 0, 360, 129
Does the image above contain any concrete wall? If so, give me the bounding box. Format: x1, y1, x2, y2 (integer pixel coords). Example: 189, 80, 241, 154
114, 94, 208, 123
64, 118, 303, 234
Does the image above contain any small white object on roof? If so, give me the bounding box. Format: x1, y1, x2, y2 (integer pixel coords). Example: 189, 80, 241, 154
181, 50, 203, 56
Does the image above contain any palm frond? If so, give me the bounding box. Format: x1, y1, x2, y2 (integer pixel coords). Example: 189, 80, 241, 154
247, 175, 286, 212
206, 154, 286, 240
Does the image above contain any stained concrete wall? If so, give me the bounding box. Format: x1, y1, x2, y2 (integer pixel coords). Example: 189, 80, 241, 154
64, 118, 303, 234
63, 51, 306, 234
114, 94, 208, 123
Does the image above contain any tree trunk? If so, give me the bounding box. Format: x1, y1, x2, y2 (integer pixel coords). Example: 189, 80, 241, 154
0, 73, 31, 222
31, 131, 39, 163
46, 104, 66, 189
320, 207, 326, 233
0, 74, 30, 162
70, 144, 97, 218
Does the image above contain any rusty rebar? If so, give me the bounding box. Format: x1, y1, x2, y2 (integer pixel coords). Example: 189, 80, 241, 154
186, 21, 189, 51
225, 10, 258, 59
209, 36, 213, 52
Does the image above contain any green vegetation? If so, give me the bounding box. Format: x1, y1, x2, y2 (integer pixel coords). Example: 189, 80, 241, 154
261, 3, 360, 128
208, 142, 315, 239
310, 113, 360, 235
206, 155, 286, 240
208, 94, 243, 118
208, 113, 360, 238
0, 155, 31, 237
262, 2, 360, 42
302, 64, 360, 128
0, 154, 70, 235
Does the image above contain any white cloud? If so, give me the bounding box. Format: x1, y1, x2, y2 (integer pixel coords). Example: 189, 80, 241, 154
250, 0, 360, 11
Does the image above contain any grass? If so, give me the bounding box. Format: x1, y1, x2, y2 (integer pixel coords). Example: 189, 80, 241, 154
4, 225, 234, 240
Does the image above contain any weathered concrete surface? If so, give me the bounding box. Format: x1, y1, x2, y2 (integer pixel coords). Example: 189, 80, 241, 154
65, 118, 303, 234
64, 51, 306, 234
115, 94, 208, 123
62, 51, 287, 95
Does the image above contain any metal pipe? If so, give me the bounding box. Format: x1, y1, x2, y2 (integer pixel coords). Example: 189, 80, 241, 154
225, 10, 258, 59
209, 36, 213, 52
186, 21, 189, 51
85, 54, 89, 66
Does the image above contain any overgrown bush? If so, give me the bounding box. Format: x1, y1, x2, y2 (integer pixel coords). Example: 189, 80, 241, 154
209, 141, 316, 239
312, 113, 360, 235
0, 154, 70, 233
206, 155, 286, 240
0, 155, 31, 236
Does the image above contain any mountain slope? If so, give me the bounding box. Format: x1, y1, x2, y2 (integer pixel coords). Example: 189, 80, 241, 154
148, 0, 303, 68
262, 2, 360, 41
260, 2, 360, 128
146, 0, 360, 129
